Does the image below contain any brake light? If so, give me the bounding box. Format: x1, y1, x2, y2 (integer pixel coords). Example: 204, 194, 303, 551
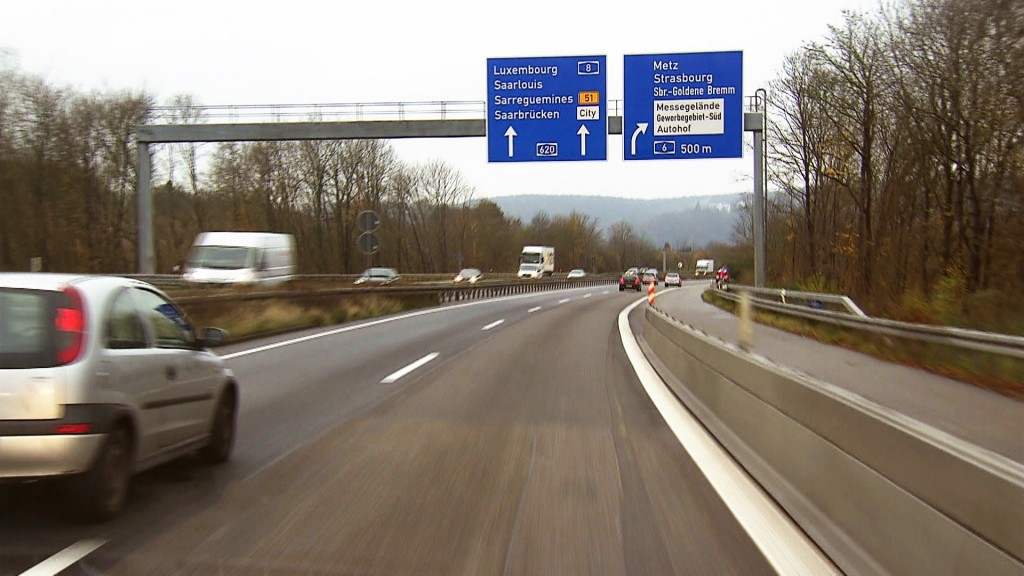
55, 286, 86, 365
54, 423, 93, 434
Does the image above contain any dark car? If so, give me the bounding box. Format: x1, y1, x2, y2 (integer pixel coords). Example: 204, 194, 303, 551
619, 268, 642, 292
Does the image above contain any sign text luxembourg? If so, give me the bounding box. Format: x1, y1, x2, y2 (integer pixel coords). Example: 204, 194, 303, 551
623, 51, 743, 160
487, 55, 607, 162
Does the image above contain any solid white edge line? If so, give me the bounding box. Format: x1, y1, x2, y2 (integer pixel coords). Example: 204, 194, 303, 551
220, 287, 594, 360
527, 306, 542, 313
481, 319, 505, 331
617, 300, 838, 576
20, 539, 106, 576
380, 352, 440, 384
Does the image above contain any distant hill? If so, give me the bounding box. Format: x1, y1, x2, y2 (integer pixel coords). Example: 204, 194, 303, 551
486, 193, 744, 248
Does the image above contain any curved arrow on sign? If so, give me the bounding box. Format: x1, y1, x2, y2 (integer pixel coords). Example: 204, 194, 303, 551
630, 123, 648, 156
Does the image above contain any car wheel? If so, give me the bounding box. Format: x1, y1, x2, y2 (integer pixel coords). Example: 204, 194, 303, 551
201, 390, 236, 464
71, 427, 131, 522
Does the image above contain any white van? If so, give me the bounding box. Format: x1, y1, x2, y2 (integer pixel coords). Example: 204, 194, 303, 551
182, 232, 296, 286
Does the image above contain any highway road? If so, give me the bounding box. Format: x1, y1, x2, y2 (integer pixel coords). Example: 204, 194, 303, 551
1, 284, 830, 575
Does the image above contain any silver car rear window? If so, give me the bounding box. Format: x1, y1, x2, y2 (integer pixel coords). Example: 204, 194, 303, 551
0, 288, 56, 368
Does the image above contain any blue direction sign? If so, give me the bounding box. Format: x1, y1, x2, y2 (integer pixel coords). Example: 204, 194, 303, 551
487, 55, 606, 162
623, 51, 743, 160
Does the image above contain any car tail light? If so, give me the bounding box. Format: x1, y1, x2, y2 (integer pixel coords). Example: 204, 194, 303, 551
55, 286, 86, 365
54, 423, 93, 434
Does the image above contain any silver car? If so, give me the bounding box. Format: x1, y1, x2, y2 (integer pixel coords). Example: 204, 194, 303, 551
354, 267, 400, 285
453, 268, 483, 284
0, 274, 237, 521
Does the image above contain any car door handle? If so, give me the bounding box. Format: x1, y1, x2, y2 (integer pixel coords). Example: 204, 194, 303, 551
166, 365, 178, 381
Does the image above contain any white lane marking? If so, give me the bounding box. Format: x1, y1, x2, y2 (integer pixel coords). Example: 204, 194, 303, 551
528, 306, 542, 313
20, 540, 106, 576
617, 299, 838, 575
482, 319, 505, 331
583, 293, 593, 299
220, 288, 590, 360
558, 298, 570, 304
602, 290, 610, 295
380, 352, 440, 384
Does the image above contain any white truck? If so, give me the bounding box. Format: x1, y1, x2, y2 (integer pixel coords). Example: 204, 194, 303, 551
694, 259, 715, 279
182, 231, 296, 286
517, 246, 555, 279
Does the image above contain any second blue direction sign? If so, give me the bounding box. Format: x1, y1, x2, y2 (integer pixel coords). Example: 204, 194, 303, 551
487, 55, 606, 162
624, 51, 743, 161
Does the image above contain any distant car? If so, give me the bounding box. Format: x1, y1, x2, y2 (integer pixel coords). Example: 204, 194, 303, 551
641, 271, 658, 286
355, 267, 400, 285
0, 273, 237, 521
619, 268, 642, 292
664, 272, 682, 287
453, 268, 483, 284
566, 269, 586, 279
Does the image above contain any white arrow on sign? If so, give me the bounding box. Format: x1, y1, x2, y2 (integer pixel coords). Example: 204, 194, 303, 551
577, 125, 590, 156
630, 123, 649, 156
504, 126, 517, 158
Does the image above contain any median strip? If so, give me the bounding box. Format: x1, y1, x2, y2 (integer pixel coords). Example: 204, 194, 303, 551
380, 353, 440, 384
617, 299, 838, 575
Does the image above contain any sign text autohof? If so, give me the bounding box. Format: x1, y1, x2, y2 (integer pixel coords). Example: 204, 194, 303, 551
624, 51, 743, 160
487, 55, 606, 162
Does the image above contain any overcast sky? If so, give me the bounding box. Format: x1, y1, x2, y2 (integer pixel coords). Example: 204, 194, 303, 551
1, 0, 881, 200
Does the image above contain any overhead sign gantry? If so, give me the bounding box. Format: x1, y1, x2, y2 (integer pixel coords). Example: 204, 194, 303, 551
623, 51, 743, 160
486, 55, 607, 162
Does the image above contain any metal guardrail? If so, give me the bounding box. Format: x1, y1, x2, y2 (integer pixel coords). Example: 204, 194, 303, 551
712, 285, 1024, 360
723, 284, 867, 317
171, 277, 616, 307
642, 306, 1024, 574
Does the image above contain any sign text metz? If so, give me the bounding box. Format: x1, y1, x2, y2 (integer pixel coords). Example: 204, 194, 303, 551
624, 51, 743, 160
487, 56, 607, 162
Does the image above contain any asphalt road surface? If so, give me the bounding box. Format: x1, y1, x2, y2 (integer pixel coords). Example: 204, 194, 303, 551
1, 286, 789, 575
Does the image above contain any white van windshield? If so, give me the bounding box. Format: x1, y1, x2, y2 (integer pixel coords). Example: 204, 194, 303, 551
521, 253, 542, 264
188, 246, 253, 270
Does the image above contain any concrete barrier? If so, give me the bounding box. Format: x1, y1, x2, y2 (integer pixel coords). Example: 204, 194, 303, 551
642, 306, 1024, 575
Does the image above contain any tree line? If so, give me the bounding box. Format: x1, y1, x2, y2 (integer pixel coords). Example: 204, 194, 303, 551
0, 56, 663, 276
756, 0, 1022, 322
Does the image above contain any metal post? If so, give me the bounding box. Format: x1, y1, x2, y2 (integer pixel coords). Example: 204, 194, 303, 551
753, 128, 766, 287
136, 142, 154, 274
744, 109, 766, 288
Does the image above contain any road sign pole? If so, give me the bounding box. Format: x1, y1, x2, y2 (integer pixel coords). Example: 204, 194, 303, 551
745, 111, 766, 288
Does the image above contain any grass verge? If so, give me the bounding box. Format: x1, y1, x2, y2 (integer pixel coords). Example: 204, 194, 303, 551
702, 290, 1024, 400
181, 293, 417, 343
